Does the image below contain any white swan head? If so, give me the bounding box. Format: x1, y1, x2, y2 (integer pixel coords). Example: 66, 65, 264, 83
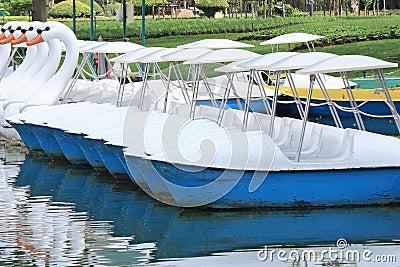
0, 23, 21, 44
27, 22, 76, 47
0, 21, 20, 41
19, 21, 79, 112
11, 21, 44, 45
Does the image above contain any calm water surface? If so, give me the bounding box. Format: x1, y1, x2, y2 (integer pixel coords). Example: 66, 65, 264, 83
0, 143, 399, 266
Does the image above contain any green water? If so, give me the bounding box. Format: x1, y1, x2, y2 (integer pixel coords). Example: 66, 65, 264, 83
351, 77, 400, 89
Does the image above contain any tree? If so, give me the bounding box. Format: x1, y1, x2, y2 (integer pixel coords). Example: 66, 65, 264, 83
195, 0, 229, 17
363, 0, 372, 14
32, 0, 48, 21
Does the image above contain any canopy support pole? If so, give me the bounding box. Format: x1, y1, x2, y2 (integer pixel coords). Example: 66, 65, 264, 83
295, 74, 315, 162
138, 63, 150, 110
269, 70, 281, 139
199, 66, 217, 108
242, 69, 255, 131
189, 64, 202, 119
377, 68, 400, 134
217, 72, 235, 126
170, 62, 190, 103
62, 52, 91, 103
341, 71, 365, 131
255, 71, 272, 115
286, 71, 305, 120
315, 74, 343, 128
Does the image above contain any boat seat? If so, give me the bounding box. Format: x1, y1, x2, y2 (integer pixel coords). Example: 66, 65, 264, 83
279, 123, 323, 154
275, 119, 304, 149
296, 129, 355, 162
169, 103, 192, 116
274, 117, 293, 145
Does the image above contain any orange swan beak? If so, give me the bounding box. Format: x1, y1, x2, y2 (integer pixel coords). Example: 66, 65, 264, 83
0, 33, 15, 44
11, 33, 28, 45
26, 34, 44, 46
0, 32, 6, 40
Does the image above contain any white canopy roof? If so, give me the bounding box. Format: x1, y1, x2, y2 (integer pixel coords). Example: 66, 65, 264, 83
268, 52, 338, 71
238, 52, 299, 70
85, 41, 144, 54
214, 58, 255, 73
77, 40, 104, 53
178, 39, 254, 49
260, 33, 324, 45
297, 55, 398, 74
136, 48, 181, 63
77, 39, 95, 48
184, 49, 260, 64
110, 47, 165, 63
161, 48, 212, 61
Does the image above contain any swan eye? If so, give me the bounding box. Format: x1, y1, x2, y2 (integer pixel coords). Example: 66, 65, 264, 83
28, 27, 34, 31
16, 26, 21, 30
44, 26, 50, 31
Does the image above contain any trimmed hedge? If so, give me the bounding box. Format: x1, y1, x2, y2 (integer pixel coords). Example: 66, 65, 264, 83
49, 0, 104, 18
79, 0, 104, 15
196, 0, 229, 17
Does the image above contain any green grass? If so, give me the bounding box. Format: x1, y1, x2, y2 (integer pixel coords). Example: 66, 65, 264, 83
66, 16, 308, 40
65, 15, 400, 44
138, 32, 400, 79
61, 15, 400, 78
241, 15, 400, 46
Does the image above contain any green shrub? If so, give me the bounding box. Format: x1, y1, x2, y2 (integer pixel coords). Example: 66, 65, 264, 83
196, 0, 228, 17
0, 5, 10, 16
79, 0, 104, 15
128, 0, 165, 15
5, 0, 31, 16
49, 0, 90, 18
274, 2, 297, 16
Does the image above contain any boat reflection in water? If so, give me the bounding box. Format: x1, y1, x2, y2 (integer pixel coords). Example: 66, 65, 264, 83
2, 152, 400, 266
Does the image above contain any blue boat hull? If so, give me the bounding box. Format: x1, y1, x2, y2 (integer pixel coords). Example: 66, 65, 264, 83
10, 123, 43, 152
51, 130, 90, 165
107, 144, 129, 172
277, 96, 400, 135
72, 135, 108, 170
73, 135, 128, 178
29, 125, 66, 159
99, 144, 129, 178
127, 157, 400, 208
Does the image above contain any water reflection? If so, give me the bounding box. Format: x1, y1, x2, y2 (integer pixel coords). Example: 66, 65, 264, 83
1, 152, 155, 266
1, 145, 399, 266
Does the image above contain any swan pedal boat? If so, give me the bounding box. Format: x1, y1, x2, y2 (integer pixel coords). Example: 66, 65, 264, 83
260, 33, 400, 135
6, 31, 400, 208
120, 54, 400, 208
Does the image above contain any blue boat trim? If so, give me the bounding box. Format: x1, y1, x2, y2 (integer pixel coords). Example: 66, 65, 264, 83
130, 157, 400, 209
